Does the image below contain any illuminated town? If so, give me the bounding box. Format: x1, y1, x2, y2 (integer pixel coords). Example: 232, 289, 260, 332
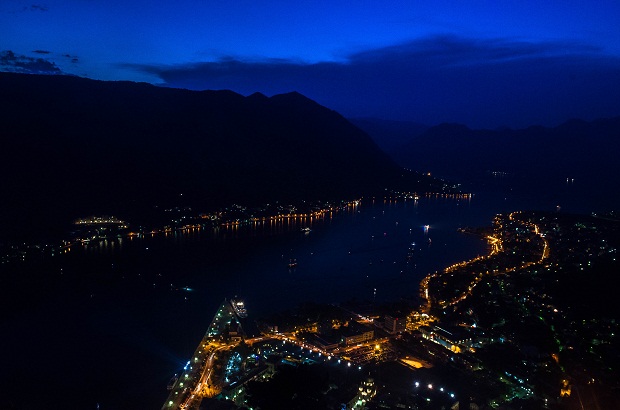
159, 209, 620, 409
3, 2, 620, 408
2, 183, 618, 409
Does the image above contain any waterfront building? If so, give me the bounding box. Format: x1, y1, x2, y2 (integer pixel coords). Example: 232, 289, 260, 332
419, 325, 473, 353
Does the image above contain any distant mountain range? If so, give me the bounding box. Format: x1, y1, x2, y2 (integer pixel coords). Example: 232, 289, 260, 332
356, 117, 620, 183
348, 118, 428, 154
0, 73, 437, 242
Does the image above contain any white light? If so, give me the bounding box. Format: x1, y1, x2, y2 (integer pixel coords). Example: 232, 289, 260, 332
428, 384, 433, 389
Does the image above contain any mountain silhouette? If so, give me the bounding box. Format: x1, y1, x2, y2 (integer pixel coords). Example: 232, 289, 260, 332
392, 117, 620, 182
0, 73, 432, 241
348, 117, 428, 154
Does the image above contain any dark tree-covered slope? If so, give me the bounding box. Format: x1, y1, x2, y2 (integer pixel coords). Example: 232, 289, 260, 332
0, 73, 425, 241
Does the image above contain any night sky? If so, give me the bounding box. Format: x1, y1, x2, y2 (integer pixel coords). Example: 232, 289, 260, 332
2, 0, 620, 128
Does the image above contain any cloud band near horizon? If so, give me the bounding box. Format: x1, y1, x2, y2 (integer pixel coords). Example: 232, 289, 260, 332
128, 36, 620, 128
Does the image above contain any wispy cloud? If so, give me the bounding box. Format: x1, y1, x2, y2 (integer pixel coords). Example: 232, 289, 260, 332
33, 49, 51, 55
347, 35, 602, 66
61, 53, 79, 64
23, 4, 48, 12
0, 50, 62, 74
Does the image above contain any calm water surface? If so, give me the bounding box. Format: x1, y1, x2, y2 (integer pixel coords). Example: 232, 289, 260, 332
2, 180, 614, 409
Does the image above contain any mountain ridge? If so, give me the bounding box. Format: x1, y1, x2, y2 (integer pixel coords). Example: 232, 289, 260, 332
391, 116, 620, 181
0, 73, 432, 241
348, 117, 428, 154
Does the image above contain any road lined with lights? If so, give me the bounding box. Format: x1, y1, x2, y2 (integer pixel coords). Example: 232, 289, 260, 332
419, 212, 550, 314
162, 301, 242, 410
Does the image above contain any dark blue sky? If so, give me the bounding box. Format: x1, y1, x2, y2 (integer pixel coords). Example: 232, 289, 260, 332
2, 0, 619, 128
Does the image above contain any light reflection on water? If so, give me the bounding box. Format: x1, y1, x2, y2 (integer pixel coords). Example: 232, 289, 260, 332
6, 184, 611, 410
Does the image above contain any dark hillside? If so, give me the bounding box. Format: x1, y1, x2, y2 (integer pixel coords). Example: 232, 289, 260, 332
0, 73, 426, 241
393, 118, 620, 182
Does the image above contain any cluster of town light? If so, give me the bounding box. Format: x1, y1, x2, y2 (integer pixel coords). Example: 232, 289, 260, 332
414, 381, 456, 399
